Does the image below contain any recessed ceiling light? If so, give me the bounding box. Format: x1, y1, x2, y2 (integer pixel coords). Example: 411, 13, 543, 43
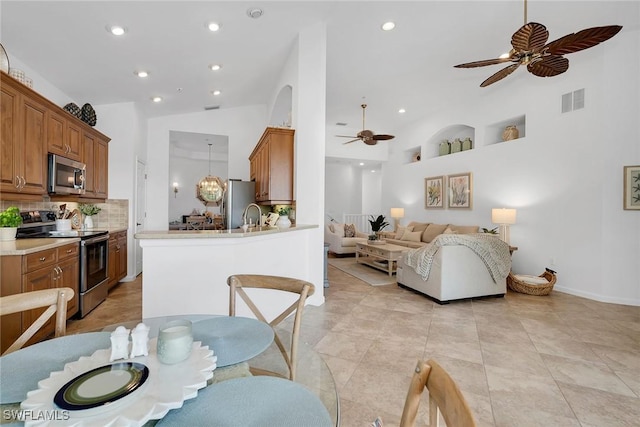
381, 22, 395, 31
209, 64, 222, 71
134, 70, 149, 78
107, 25, 126, 36
212, 90, 221, 96
371, 170, 376, 173
151, 96, 162, 103
207, 22, 221, 32
398, 108, 406, 114
359, 162, 365, 166
247, 8, 263, 19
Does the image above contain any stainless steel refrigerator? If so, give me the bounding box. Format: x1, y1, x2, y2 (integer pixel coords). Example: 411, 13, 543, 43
221, 180, 256, 229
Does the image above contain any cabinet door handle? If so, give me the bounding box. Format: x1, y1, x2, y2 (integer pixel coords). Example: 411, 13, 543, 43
39, 257, 46, 262
66, 249, 73, 254
20, 176, 26, 189
14, 176, 20, 189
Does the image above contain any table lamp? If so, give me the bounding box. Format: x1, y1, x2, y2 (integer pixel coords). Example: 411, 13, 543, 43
491, 208, 517, 244
390, 207, 405, 231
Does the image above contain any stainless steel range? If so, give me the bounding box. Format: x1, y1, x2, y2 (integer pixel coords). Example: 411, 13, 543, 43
17, 210, 109, 318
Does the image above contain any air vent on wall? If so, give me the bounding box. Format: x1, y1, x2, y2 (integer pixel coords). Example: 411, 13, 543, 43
335, 122, 347, 126
561, 89, 585, 113
204, 105, 220, 111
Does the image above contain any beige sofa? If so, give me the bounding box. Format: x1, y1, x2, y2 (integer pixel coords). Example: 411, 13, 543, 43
324, 223, 368, 255
382, 221, 480, 248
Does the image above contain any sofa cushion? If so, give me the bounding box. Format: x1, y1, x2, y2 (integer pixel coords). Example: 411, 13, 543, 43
395, 225, 414, 240
332, 223, 345, 237
449, 224, 479, 234
443, 226, 457, 234
400, 230, 422, 242
344, 223, 356, 237
407, 222, 430, 233
341, 237, 365, 247
422, 223, 449, 242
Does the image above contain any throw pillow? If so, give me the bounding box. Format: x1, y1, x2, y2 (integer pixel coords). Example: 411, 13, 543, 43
328, 223, 335, 233
344, 223, 356, 237
407, 221, 430, 233
395, 225, 414, 240
443, 226, 457, 234
332, 223, 345, 237
421, 223, 449, 242
401, 230, 422, 242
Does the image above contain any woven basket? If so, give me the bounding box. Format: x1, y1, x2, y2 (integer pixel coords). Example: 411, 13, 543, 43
507, 268, 556, 296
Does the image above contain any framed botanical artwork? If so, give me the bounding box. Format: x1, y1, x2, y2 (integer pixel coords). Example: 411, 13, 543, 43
448, 172, 472, 209
623, 165, 640, 210
425, 176, 445, 209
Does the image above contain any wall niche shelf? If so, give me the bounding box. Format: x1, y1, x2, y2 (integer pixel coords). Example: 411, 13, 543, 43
426, 124, 475, 159
486, 115, 526, 145
404, 146, 422, 164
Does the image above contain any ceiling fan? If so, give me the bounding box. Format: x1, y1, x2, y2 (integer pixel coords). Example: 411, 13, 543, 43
454, 0, 622, 87
337, 104, 395, 145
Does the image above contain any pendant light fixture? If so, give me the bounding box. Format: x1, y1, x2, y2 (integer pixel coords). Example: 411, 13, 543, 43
196, 143, 223, 206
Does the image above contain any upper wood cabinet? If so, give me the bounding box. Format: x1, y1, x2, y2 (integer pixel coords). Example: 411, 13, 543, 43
0, 71, 110, 201
249, 127, 294, 205
47, 109, 82, 161
0, 74, 47, 199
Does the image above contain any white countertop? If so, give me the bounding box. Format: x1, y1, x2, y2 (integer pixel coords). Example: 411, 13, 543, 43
135, 224, 317, 240
0, 238, 81, 256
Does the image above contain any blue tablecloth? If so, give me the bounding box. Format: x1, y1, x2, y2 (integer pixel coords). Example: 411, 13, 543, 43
191, 316, 274, 367
0, 332, 111, 404
157, 376, 332, 427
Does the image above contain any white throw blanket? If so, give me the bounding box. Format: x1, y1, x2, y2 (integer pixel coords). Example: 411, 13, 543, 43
404, 234, 512, 283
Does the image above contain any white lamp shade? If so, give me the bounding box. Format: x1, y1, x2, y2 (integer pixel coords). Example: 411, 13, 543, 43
492, 208, 517, 225
390, 208, 405, 219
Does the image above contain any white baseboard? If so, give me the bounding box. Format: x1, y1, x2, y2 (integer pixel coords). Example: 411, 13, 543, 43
554, 285, 640, 307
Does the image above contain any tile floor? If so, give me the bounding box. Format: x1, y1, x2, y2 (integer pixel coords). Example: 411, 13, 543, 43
67, 266, 640, 427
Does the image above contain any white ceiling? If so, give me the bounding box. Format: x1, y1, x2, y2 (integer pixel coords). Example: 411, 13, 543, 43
1, 1, 637, 142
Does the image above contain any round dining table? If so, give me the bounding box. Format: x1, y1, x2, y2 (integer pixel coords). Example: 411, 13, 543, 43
0, 315, 339, 427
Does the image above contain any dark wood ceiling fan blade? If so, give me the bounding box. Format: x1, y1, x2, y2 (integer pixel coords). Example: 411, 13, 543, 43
342, 138, 361, 145
454, 57, 512, 68
336, 135, 358, 138
372, 134, 395, 140
363, 139, 378, 146
480, 63, 520, 87
511, 22, 549, 52
528, 55, 569, 77
544, 25, 622, 55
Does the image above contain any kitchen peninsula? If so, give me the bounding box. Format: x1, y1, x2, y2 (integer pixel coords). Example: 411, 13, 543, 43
135, 224, 322, 320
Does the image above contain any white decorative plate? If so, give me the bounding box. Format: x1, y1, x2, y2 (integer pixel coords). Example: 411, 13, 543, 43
20, 339, 216, 427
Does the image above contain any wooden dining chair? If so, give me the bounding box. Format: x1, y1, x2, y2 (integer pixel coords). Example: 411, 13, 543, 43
0, 287, 74, 356
186, 215, 206, 230
400, 359, 477, 427
227, 274, 315, 381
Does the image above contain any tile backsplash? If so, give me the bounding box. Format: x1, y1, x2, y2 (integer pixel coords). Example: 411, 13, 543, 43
1, 199, 129, 230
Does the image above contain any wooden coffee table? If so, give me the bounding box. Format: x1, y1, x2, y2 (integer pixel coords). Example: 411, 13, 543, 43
355, 241, 409, 276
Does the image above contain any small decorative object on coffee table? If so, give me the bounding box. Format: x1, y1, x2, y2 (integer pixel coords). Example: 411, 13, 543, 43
367, 214, 389, 241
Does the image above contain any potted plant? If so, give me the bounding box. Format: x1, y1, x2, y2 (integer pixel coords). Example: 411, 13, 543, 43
79, 204, 101, 229
481, 227, 499, 235
368, 214, 389, 240
277, 206, 292, 228
0, 206, 23, 241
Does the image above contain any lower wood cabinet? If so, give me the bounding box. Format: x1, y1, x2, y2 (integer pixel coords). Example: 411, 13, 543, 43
108, 231, 127, 290
0, 242, 79, 353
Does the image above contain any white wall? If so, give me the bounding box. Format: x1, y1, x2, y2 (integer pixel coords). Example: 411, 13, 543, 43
381, 29, 640, 305
362, 169, 382, 216
324, 162, 363, 223
145, 105, 267, 229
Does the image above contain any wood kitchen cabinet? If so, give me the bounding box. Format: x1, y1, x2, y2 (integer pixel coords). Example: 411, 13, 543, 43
47, 109, 82, 161
82, 131, 109, 199
0, 72, 48, 199
249, 127, 294, 205
108, 231, 127, 290
0, 71, 110, 203
0, 242, 79, 353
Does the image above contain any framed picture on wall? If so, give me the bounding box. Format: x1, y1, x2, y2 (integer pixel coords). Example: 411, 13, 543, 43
425, 176, 445, 209
447, 172, 472, 209
623, 165, 640, 210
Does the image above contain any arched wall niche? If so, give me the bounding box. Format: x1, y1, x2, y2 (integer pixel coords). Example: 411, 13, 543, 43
269, 84, 293, 128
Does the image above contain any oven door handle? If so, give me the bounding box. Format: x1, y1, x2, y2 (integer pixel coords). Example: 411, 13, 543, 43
81, 234, 110, 246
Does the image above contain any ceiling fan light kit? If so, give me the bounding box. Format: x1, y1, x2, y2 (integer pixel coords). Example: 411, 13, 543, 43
454, 0, 622, 87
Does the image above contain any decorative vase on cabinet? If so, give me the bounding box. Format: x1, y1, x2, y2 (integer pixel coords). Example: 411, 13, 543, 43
0, 227, 17, 241
462, 137, 473, 151
84, 215, 94, 230
438, 140, 450, 156
450, 138, 462, 153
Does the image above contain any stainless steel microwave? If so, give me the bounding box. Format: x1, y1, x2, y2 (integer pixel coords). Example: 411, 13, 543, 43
48, 154, 86, 195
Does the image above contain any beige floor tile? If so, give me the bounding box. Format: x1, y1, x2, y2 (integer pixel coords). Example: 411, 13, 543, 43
559, 381, 640, 426
480, 342, 549, 376
319, 354, 358, 391
528, 333, 603, 363
314, 331, 374, 362
542, 353, 636, 397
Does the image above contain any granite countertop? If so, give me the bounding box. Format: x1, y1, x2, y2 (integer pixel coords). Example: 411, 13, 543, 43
135, 224, 317, 240
0, 238, 81, 256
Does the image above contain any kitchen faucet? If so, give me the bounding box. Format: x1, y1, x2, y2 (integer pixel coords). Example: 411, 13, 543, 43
242, 203, 263, 227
